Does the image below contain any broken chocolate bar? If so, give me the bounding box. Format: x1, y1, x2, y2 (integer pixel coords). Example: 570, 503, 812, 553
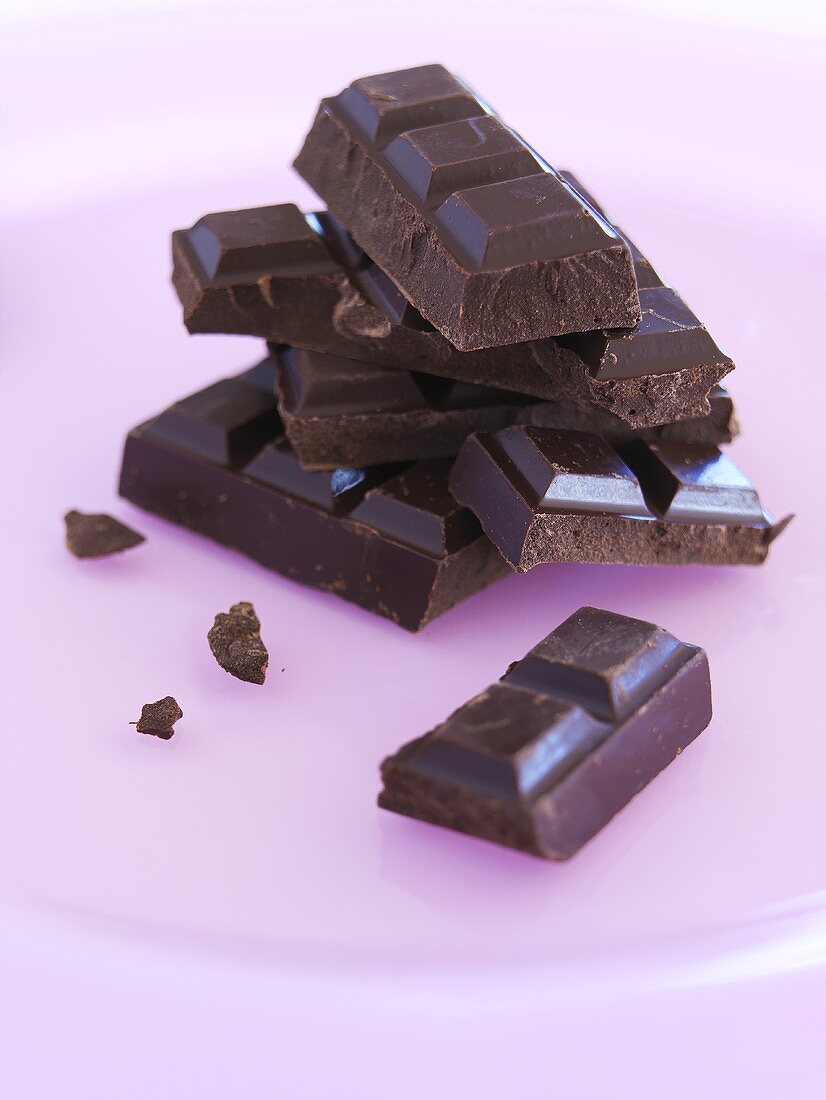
275, 346, 738, 468
118, 361, 507, 631
294, 64, 640, 350
65, 509, 145, 559
134, 696, 183, 740
277, 345, 531, 468
379, 606, 712, 859
172, 198, 732, 427
449, 425, 791, 571
208, 601, 269, 684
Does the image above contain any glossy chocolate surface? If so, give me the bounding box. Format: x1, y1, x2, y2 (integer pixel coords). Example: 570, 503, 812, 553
118, 362, 507, 631
489, 427, 652, 518
449, 424, 791, 571
294, 65, 640, 349
379, 606, 713, 859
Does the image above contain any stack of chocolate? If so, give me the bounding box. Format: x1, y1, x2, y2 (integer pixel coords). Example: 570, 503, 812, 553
120, 64, 790, 631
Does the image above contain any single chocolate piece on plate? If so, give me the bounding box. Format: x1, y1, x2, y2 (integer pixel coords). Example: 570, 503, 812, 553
379, 606, 712, 859
64, 509, 145, 559
134, 696, 183, 740
293, 64, 640, 350
275, 346, 739, 468
208, 601, 269, 684
172, 197, 731, 427
118, 362, 508, 631
449, 425, 792, 571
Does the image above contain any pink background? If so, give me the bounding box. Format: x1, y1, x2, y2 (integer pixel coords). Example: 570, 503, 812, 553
1, 4, 825, 1097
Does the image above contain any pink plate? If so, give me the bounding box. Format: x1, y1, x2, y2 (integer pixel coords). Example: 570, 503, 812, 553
1, 5, 825, 1098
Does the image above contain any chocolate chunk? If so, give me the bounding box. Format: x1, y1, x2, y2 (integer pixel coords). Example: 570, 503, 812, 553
449, 425, 792, 571
172, 196, 731, 428
294, 65, 640, 350
208, 601, 268, 684
64, 510, 145, 559
379, 607, 712, 859
134, 696, 183, 740
275, 347, 737, 469
118, 364, 507, 631
277, 346, 531, 468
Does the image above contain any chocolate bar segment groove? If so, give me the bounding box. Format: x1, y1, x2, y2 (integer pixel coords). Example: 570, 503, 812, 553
449, 425, 791, 571
379, 607, 713, 859
118, 362, 508, 631
294, 64, 640, 350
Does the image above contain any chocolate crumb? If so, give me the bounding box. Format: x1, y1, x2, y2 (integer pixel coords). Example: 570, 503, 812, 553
208, 601, 269, 685
134, 696, 183, 739
65, 510, 145, 559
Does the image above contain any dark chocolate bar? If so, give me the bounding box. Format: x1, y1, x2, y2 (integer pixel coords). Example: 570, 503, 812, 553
172, 197, 732, 428
118, 361, 508, 631
449, 425, 791, 571
379, 606, 712, 859
277, 345, 530, 468
293, 65, 640, 350
275, 346, 738, 468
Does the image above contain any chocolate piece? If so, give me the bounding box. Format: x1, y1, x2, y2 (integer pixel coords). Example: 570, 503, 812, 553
277, 346, 531, 468
208, 601, 269, 684
172, 200, 731, 427
64, 509, 145, 559
379, 606, 712, 859
275, 346, 739, 468
293, 65, 640, 350
450, 425, 791, 571
134, 696, 182, 740
118, 363, 507, 631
